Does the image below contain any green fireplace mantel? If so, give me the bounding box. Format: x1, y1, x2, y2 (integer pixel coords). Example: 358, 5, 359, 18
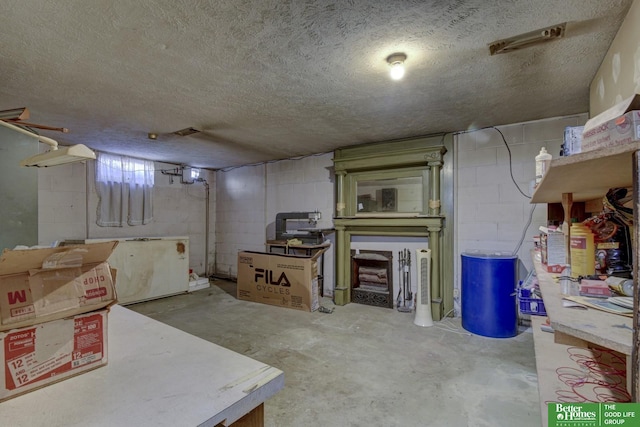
332, 140, 450, 320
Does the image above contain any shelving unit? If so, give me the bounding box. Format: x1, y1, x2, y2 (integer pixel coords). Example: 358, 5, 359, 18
530, 144, 640, 402
531, 141, 640, 204
533, 256, 633, 355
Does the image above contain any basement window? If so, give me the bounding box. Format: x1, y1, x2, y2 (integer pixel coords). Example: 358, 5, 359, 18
95, 152, 154, 226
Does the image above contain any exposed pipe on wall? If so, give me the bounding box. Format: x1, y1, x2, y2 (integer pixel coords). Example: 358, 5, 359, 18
85, 161, 90, 239
202, 179, 210, 276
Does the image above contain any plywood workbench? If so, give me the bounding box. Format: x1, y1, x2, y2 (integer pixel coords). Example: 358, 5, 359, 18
531, 257, 632, 425
0, 305, 284, 427
530, 141, 640, 401
533, 255, 633, 356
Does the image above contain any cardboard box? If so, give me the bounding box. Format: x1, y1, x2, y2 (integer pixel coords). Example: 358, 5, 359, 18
581, 94, 640, 153
579, 279, 612, 298
0, 242, 118, 331
237, 250, 322, 312
0, 309, 109, 402
539, 227, 566, 273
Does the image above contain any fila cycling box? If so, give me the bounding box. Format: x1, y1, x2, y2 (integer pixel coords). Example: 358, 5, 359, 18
0, 242, 118, 332
237, 251, 323, 312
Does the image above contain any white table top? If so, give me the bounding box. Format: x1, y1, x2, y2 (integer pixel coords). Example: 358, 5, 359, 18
0, 305, 284, 427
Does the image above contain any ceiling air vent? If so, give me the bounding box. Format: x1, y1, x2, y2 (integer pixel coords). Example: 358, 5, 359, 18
173, 127, 201, 137
489, 22, 566, 55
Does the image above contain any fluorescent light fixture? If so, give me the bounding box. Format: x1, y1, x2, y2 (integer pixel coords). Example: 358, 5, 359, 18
20, 144, 97, 167
489, 23, 566, 55
0, 107, 29, 121
0, 119, 96, 167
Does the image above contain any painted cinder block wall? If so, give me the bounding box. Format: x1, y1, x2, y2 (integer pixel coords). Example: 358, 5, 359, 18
37, 160, 215, 276
214, 153, 336, 289
453, 114, 588, 314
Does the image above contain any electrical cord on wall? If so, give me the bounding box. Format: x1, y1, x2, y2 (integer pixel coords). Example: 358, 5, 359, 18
456, 126, 539, 256
491, 127, 531, 200
218, 151, 331, 172
455, 126, 532, 200
489, 127, 538, 255
512, 203, 537, 256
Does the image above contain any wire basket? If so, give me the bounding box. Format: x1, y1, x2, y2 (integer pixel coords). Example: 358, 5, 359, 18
517, 288, 547, 316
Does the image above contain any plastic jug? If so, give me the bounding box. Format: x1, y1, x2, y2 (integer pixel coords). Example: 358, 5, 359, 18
535, 147, 552, 185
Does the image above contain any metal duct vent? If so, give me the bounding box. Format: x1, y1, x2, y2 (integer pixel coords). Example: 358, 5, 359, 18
173, 127, 201, 137
489, 22, 566, 55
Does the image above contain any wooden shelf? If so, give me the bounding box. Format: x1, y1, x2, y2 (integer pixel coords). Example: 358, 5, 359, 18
531, 315, 630, 423
529, 141, 640, 401
531, 142, 640, 204
531, 315, 571, 427
532, 253, 633, 355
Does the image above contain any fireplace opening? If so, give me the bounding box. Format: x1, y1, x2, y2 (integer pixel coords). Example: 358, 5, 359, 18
351, 250, 393, 308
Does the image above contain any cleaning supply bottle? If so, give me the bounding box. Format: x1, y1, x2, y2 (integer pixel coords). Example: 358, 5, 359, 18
569, 222, 595, 278
535, 147, 552, 185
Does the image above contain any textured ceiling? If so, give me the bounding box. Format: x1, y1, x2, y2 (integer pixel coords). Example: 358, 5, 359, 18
0, 0, 632, 169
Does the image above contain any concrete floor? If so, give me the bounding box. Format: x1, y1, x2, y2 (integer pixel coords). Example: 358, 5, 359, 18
129, 280, 542, 427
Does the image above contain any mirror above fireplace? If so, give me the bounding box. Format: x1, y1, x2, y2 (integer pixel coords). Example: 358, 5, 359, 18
356, 174, 424, 214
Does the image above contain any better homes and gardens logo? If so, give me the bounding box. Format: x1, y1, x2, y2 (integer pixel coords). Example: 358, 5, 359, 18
549, 403, 639, 427
553, 403, 597, 425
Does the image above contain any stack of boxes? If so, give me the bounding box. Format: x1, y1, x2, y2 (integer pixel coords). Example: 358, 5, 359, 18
0, 241, 118, 401
581, 94, 640, 153
563, 94, 640, 157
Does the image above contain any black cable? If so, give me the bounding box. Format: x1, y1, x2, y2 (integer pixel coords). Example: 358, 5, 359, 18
512, 203, 536, 256
455, 126, 532, 199
219, 151, 331, 172
491, 127, 532, 199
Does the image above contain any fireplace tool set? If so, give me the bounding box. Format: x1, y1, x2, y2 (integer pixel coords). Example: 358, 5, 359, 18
397, 249, 413, 312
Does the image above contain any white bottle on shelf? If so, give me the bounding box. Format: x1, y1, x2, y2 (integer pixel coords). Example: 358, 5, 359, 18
535, 147, 552, 185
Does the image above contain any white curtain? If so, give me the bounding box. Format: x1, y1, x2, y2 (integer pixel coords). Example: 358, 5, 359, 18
96, 152, 154, 226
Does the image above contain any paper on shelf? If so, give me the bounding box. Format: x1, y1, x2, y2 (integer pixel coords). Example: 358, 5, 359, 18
563, 296, 633, 317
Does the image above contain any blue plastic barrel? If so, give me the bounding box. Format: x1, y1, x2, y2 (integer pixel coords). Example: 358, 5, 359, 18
461, 250, 518, 338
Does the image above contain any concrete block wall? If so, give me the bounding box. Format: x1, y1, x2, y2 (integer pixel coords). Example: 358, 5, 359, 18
266, 153, 335, 293
38, 161, 88, 244
215, 163, 269, 278
38, 160, 215, 276
214, 153, 336, 283
454, 114, 588, 315
265, 153, 334, 239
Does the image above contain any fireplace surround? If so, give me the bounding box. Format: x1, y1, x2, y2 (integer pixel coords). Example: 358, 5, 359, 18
332, 137, 450, 320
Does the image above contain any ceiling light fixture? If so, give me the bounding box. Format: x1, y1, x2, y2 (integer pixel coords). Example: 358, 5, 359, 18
386, 53, 407, 81
489, 23, 567, 55
0, 120, 96, 167
148, 133, 158, 140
